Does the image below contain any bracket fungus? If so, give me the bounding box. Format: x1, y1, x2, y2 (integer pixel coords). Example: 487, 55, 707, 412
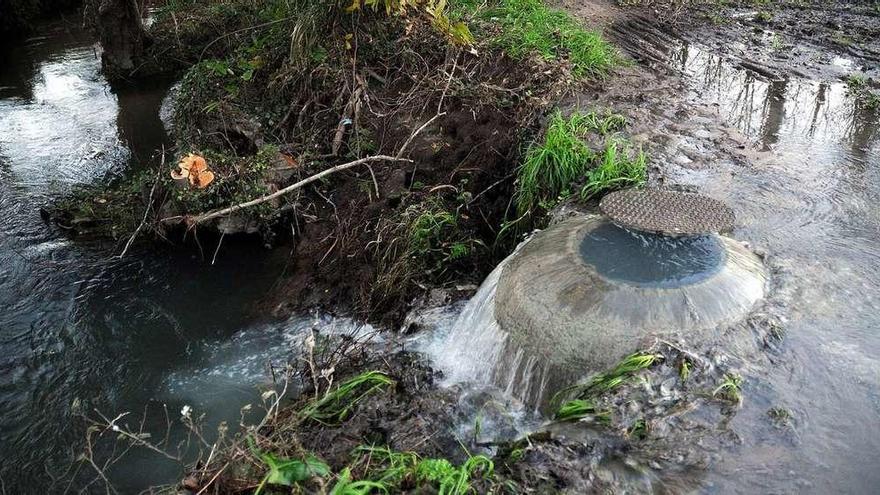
171, 153, 215, 189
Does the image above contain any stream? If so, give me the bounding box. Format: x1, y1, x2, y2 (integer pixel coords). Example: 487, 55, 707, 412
0, 19, 305, 490
0, 13, 878, 495
663, 42, 880, 493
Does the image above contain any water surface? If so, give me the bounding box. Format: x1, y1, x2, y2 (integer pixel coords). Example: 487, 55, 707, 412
0, 20, 289, 490
669, 43, 880, 494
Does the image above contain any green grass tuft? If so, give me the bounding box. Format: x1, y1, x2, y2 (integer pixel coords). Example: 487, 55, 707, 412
554, 399, 611, 423
515, 110, 634, 214
481, 0, 618, 78
299, 371, 395, 424
846, 73, 869, 89
551, 352, 663, 407
580, 139, 647, 201
516, 112, 595, 213
712, 373, 743, 404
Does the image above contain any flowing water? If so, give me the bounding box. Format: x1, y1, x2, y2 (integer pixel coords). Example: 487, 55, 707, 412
0, 19, 319, 490
425, 40, 880, 495
665, 43, 880, 493
2, 13, 879, 495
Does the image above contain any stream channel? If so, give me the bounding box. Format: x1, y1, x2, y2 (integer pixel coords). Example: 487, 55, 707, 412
0, 15, 878, 494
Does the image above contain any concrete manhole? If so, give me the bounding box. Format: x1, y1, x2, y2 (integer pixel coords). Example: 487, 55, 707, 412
494, 215, 766, 385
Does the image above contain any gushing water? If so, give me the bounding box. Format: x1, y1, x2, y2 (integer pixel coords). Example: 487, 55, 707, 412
424, 254, 551, 408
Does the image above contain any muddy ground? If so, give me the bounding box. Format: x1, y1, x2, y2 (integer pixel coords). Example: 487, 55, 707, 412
179, 0, 815, 492
48, 0, 871, 492
601, 0, 880, 82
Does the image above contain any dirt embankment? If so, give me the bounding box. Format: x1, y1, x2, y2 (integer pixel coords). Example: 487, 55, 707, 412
163, 1, 797, 494
51, 0, 616, 327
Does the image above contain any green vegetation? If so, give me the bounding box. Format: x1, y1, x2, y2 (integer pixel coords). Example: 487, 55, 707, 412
767, 406, 793, 427
830, 31, 854, 47
372, 197, 486, 313
626, 418, 648, 440
755, 10, 772, 22
251, 440, 331, 495
844, 74, 879, 110
554, 399, 611, 423
679, 359, 691, 382
481, 0, 618, 78
516, 112, 597, 213
299, 371, 395, 424
846, 73, 869, 89
770, 33, 783, 51
712, 373, 743, 404
551, 352, 663, 413
249, 443, 495, 494
352, 445, 495, 494
51, 169, 158, 241
407, 202, 482, 273
169, 145, 281, 219
707, 10, 728, 25
515, 110, 644, 215
580, 140, 647, 200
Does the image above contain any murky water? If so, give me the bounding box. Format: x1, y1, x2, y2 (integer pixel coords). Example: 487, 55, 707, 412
0, 20, 301, 490
668, 43, 880, 493
3, 13, 879, 495
579, 222, 726, 287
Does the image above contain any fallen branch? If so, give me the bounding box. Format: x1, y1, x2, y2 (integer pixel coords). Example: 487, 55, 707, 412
177, 155, 411, 226
117, 150, 164, 259
396, 112, 445, 159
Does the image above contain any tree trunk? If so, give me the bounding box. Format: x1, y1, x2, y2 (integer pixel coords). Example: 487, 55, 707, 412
84, 0, 150, 82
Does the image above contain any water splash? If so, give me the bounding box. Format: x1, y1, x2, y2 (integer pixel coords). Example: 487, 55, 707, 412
423, 252, 552, 408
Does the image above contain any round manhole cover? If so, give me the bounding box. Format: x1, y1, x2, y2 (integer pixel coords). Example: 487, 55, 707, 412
599, 189, 735, 235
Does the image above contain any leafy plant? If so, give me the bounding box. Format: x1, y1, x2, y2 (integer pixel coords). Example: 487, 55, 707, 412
416, 455, 494, 495
330, 468, 390, 494
353, 446, 494, 494
250, 438, 331, 495
713, 373, 743, 404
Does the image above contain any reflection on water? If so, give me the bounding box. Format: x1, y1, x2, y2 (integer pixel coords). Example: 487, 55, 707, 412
672, 45, 879, 155
669, 42, 880, 493
0, 19, 286, 490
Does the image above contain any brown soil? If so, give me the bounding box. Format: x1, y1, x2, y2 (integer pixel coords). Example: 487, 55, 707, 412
269, 101, 523, 326
255, 40, 567, 327
608, 0, 880, 82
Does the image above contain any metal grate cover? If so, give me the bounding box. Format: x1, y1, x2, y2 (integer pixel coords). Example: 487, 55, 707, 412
600, 189, 735, 235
